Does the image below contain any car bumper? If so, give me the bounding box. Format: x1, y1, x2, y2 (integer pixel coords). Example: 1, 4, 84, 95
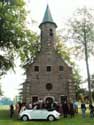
55, 115, 60, 120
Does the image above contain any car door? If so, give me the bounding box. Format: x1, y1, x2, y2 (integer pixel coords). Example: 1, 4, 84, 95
30, 109, 42, 119
40, 109, 48, 119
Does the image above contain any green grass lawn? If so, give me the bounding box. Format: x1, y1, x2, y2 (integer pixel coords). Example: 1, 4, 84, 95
0, 106, 94, 125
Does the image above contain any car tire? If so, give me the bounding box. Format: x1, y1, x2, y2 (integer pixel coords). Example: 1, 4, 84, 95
48, 115, 55, 121
22, 115, 29, 121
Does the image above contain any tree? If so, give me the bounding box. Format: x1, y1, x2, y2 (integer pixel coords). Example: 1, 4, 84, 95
90, 74, 94, 100
76, 88, 87, 101
56, 34, 74, 65
72, 68, 82, 99
67, 7, 94, 103
0, 97, 13, 105
0, 0, 39, 76
56, 35, 82, 96
0, 83, 3, 96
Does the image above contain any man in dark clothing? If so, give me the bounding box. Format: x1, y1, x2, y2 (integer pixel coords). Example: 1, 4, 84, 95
62, 101, 68, 118
81, 102, 86, 118
10, 104, 14, 118
68, 102, 74, 118
89, 103, 94, 118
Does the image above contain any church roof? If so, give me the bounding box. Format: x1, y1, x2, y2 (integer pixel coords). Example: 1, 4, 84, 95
39, 5, 57, 27
42, 5, 54, 23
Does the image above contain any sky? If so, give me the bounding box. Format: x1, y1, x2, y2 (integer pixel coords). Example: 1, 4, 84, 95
1, 0, 94, 100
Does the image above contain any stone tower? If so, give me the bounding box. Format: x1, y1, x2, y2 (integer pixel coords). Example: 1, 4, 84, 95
21, 5, 75, 103
39, 5, 57, 52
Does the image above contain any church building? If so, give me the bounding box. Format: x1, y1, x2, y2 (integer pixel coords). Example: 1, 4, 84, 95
20, 5, 75, 103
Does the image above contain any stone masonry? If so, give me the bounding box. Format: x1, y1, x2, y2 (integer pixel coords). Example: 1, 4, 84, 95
20, 5, 75, 103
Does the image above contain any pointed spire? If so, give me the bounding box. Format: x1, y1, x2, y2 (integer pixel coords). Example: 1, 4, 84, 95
42, 5, 53, 23
39, 5, 57, 28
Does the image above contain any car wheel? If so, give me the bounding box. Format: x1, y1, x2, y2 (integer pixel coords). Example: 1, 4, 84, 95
48, 115, 55, 121
22, 115, 29, 121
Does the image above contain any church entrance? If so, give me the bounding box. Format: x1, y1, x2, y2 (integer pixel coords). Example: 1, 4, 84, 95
44, 96, 56, 110
44, 96, 55, 103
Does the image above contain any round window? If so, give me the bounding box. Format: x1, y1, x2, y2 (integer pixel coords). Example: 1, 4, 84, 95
46, 83, 53, 91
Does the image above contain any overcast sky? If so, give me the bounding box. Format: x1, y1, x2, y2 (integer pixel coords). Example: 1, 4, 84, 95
1, 0, 94, 100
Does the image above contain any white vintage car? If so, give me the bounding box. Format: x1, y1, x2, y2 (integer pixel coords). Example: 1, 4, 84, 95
19, 109, 60, 121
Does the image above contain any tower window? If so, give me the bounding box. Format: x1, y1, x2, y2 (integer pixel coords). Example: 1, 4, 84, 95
50, 29, 53, 32
46, 66, 51, 72
59, 66, 64, 71
34, 66, 39, 72
49, 29, 53, 36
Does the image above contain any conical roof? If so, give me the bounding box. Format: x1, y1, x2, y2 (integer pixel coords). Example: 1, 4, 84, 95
42, 5, 54, 23
39, 5, 57, 28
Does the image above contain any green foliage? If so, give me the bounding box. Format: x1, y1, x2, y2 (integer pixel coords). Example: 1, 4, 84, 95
67, 7, 94, 102
1, 109, 94, 124
0, 0, 39, 75
56, 34, 82, 95
76, 88, 86, 101
56, 35, 73, 65
90, 74, 94, 90
73, 68, 82, 88
92, 91, 94, 101
67, 7, 94, 58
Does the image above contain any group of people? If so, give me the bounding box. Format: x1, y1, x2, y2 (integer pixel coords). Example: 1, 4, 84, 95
60, 100, 78, 118
81, 101, 94, 118
9, 99, 94, 119
9, 102, 26, 118
9, 99, 78, 118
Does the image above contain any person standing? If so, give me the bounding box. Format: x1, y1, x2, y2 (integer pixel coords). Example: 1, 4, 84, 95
15, 102, 21, 119
28, 102, 33, 109
68, 101, 74, 118
73, 100, 78, 114
9, 104, 14, 118
62, 101, 68, 118
81, 101, 86, 118
89, 103, 94, 118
